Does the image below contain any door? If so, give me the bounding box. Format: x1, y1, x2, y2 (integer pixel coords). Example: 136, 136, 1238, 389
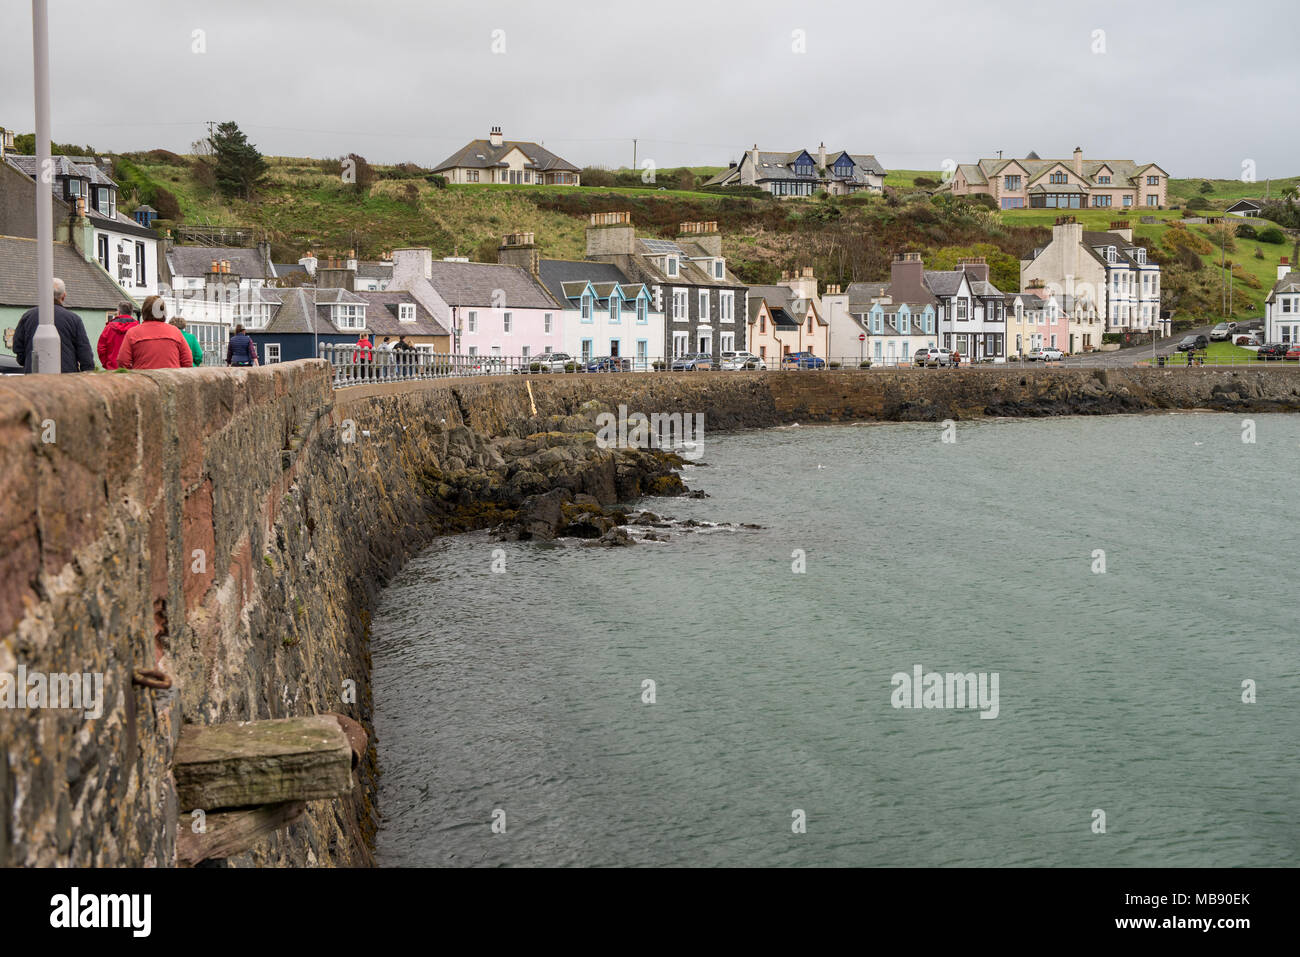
698, 335, 709, 354
609, 340, 620, 358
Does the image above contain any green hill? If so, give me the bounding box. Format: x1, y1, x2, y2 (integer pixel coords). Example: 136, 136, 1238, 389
111, 151, 1297, 324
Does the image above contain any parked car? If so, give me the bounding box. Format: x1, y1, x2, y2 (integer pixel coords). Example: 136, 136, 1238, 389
1286, 344, 1300, 361
914, 347, 953, 367
781, 352, 826, 369
1233, 332, 1262, 346
1257, 343, 1289, 361
1026, 347, 1065, 362
1176, 334, 1209, 352
585, 356, 630, 372
720, 351, 766, 370
670, 353, 713, 371
1210, 321, 1238, 341
529, 352, 573, 372
0, 354, 23, 375
472, 357, 509, 375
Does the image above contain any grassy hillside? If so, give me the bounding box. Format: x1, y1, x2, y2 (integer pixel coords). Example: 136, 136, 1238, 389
112, 151, 1297, 323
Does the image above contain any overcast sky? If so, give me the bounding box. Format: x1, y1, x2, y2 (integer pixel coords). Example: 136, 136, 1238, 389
2, 0, 1295, 179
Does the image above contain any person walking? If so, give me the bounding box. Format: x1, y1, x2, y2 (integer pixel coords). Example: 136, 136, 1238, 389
13, 277, 96, 373
97, 301, 138, 370
170, 316, 204, 367
117, 296, 193, 369
352, 332, 373, 381
377, 335, 395, 380
226, 324, 258, 367
951, 349, 961, 369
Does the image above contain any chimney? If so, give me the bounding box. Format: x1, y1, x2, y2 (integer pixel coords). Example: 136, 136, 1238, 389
489, 126, 504, 147
957, 257, 989, 283
817, 142, 827, 170
299, 250, 318, 276
1073, 146, 1083, 176
346, 248, 358, 271
1109, 220, 1133, 242
498, 231, 540, 277
1280, 257, 1293, 281
779, 265, 818, 301
890, 251, 926, 301
677, 220, 721, 257
256, 239, 272, 276
586, 210, 636, 259
391, 247, 433, 288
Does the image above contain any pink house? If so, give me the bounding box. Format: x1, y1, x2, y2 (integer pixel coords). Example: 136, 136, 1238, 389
391, 242, 563, 360
1029, 285, 1072, 351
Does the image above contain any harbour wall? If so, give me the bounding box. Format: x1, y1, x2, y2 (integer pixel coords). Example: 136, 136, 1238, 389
2, 362, 1297, 866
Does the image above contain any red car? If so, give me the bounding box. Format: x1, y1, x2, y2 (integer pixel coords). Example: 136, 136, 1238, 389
1285, 344, 1300, 361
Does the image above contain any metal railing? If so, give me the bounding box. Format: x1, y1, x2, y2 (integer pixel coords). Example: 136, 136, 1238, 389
317, 346, 1297, 385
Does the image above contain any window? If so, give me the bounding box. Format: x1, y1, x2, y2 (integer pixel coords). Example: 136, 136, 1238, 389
468, 345, 477, 357
925, 312, 933, 334
637, 340, 648, 364
134, 241, 146, 287
523, 171, 531, 184
956, 299, 968, 320
721, 333, 734, 353
1282, 298, 1293, 314
609, 298, 620, 323
1098, 175, 1111, 184
672, 289, 688, 321
698, 290, 709, 318
1146, 195, 1158, 207
466, 170, 479, 183
97, 234, 110, 270
1004, 174, 1021, 190
581, 339, 593, 360
333, 304, 365, 330
1124, 195, 1134, 207
1147, 175, 1160, 186
636, 299, 647, 323
522, 345, 530, 358
264, 343, 281, 364
544, 312, 553, 333
398, 303, 415, 322
720, 291, 734, 322
759, 311, 766, 334
581, 294, 592, 320
1049, 172, 1068, 184
1092, 195, 1112, 207
713, 260, 724, 279
1001, 197, 1025, 209
666, 257, 679, 277
503, 312, 512, 333
467, 311, 478, 333
672, 332, 688, 357
65, 178, 83, 199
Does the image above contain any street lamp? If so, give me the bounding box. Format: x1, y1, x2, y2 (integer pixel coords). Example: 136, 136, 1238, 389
30, 0, 60, 373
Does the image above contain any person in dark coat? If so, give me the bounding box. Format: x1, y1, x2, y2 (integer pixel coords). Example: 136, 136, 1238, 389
13, 277, 96, 373
226, 324, 258, 366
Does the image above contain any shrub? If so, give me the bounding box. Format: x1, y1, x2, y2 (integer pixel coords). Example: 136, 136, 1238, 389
1199, 180, 1214, 194
425, 174, 448, 189
1255, 246, 1264, 259
151, 186, 182, 220
913, 176, 940, 188
1186, 195, 1210, 211
1176, 245, 1204, 271
828, 361, 841, 369
581, 167, 615, 187
1236, 223, 1257, 239
1164, 226, 1214, 256
1258, 227, 1286, 244
859, 360, 872, 369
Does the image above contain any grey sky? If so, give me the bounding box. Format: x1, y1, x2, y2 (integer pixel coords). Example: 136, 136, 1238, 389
2, 0, 1295, 178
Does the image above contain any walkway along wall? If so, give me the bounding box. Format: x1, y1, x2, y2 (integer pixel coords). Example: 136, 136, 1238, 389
2, 362, 1298, 866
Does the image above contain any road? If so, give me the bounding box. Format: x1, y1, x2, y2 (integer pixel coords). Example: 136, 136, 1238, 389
1057, 320, 1259, 368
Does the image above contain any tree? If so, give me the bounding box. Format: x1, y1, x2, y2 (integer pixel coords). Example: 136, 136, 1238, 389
342, 153, 376, 196
1186, 195, 1209, 211
1199, 180, 1214, 194
209, 121, 268, 200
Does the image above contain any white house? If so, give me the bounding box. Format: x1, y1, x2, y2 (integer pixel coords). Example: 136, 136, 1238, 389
538, 259, 664, 369
1265, 258, 1300, 344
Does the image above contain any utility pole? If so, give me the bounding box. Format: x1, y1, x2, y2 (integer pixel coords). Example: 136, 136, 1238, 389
632, 138, 637, 173
30, 0, 59, 374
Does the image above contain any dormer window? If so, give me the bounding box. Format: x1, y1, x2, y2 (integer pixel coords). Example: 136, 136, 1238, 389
1049, 172, 1068, 184
1107, 246, 1118, 263
1135, 249, 1146, 264
1098, 174, 1111, 184
333, 303, 365, 330
64, 177, 84, 201
609, 297, 620, 322
666, 257, 679, 277
581, 294, 592, 319
713, 259, 724, 280
398, 303, 415, 322
91, 185, 115, 218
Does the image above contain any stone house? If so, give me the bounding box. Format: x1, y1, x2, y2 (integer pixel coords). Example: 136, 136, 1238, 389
949, 148, 1168, 211
432, 127, 580, 186
705, 144, 885, 196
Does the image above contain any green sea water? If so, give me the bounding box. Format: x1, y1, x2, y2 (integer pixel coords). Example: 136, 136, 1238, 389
372, 414, 1300, 866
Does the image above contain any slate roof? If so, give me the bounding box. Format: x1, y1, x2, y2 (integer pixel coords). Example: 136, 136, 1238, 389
354, 290, 450, 337
1082, 231, 1153, 269
1266, 270, 1300, 303
423, 260, 559, 308
962, 153, 1166, 190
537, 259, 631, 303
432, 138, 579, 174
273, 262, 308, 279
705, 148, 885, 187
167, 245, 275, 280
6, 154, 114, 186
357, 261, 392, 281
845, 281, 890, 308
624, 238, 742, 288
0, 235, 131, 310
261, 287, 369, 334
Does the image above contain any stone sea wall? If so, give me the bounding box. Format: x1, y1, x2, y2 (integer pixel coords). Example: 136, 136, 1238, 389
2, 362, 1298, 867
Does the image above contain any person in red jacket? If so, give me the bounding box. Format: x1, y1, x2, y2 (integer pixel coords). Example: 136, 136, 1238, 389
352, 333, 373, 380
97, 302, 138, 369
117, 295, 193, 370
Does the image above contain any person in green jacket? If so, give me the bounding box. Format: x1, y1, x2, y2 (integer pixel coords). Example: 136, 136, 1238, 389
170, 316, 203, 366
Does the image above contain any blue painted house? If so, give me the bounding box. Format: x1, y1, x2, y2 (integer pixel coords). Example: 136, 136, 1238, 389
247, 287, 371, 364
859, 300, 938, 367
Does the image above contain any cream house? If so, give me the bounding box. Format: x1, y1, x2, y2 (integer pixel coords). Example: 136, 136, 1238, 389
433, 127, 580, 185
950, 148, 1168, 211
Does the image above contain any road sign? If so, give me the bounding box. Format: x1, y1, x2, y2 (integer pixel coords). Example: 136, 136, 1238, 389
858, 333, 866, 341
